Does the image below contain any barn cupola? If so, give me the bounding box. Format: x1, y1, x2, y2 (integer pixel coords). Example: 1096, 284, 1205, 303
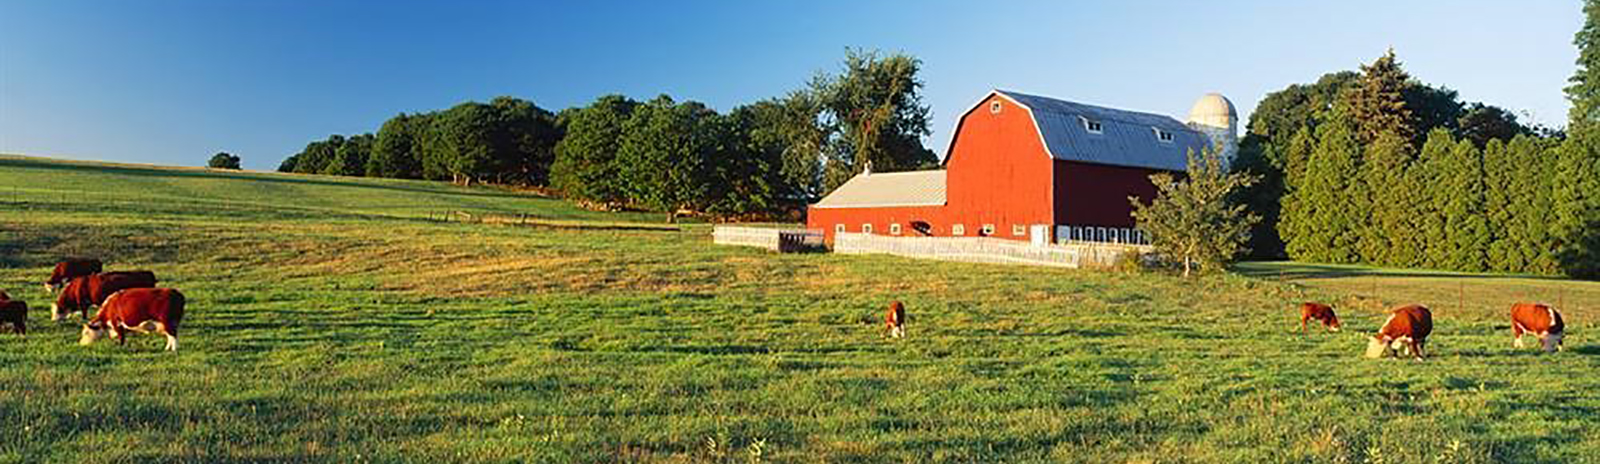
1185, 93, 1239, 164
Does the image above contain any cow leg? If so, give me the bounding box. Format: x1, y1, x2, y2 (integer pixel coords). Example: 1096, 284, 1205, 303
1300, 315, 1309, 333
1512, 323, 1526, 348
14, 320, 21, 336
1412, 340, 1426, 360
165, 334, 178, 352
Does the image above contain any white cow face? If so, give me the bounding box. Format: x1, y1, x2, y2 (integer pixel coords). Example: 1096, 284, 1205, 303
1543, 332, 1564, 353
51, 303, 66, 322
1364, 336, 1393, 358
80, 322, 107, 345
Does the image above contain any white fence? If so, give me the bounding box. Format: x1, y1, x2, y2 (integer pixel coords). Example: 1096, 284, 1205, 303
1056, 225, 1149, 245
712, 226, 825, 252
833, 232, 1151, 268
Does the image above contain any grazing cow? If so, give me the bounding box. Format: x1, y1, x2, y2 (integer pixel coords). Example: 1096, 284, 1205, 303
81, 288, 185, 351
45, 258, 103, 292
1365, 304, 1433, 360
1511, 302, 1565, 353
0, 292, 25, 335
885, 300, 906, 338
53, 271, 159, 321
1299, 302, 1341, 332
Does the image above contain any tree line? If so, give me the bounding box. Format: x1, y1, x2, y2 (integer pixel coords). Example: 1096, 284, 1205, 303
278, 49, 935, 221
1233, 48, 1600, 278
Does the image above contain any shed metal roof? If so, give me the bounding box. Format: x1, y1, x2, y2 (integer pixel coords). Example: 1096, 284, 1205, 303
995, 90, 1209, 172
811, 170, 946, 209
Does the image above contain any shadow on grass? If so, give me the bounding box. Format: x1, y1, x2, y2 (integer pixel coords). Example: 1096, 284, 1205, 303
0, 156, 551, 202
1234, 261, 1572, 282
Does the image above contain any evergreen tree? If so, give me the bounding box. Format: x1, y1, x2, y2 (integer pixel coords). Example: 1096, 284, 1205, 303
1438, 138, 1490, 271
1482, 139, 1522, 271
1413, 129, 1456, 268
1512, 136, 1562, 274
1274, 127, 1318, 253
1568, 0, 1600, 130
1342, 49, 1417, 146
1286, 119, 1362, 263
1560, 0, 1600, 278
1356, 132, 1416, 266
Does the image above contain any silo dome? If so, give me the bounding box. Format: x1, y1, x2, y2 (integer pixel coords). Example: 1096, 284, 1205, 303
1186, 93, 1237, 129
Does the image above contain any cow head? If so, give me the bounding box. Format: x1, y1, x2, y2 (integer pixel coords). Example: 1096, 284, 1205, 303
44, 282, 59, 293
1364, 336, 1394, 358
51, 301, 74, 322
1543, 332, 1564, 353
1326, 315, 1342, 332
80, 321, 107, 345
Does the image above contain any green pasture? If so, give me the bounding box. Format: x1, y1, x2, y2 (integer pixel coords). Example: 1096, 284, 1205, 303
1, 155, 1596, 463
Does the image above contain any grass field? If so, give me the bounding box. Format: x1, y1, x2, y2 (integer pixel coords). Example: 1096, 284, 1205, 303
2, 154, 1598, 463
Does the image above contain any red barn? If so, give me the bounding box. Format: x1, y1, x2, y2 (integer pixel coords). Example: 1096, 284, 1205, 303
807, 90, 1236, 244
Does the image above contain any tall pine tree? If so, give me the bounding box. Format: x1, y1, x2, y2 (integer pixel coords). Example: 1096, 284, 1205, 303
1357, 132, 1417, 266
1560, 0, 1600, 278
1286, 118, 1363, 263
1342, 49, 1417, 146
1438, 137, 1490, 271
1412, 130, 1455, 268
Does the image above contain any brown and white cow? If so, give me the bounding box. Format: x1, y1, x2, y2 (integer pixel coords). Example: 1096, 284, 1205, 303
0, 291, 25, 335
45, 258, 103, 292
1299, 302, 1341, 332
885, 300, 906, 339
1365, 304, 1433, 360
81, 288, 185, 351
1511, 302, 1564, 353
53, 271, 158, 321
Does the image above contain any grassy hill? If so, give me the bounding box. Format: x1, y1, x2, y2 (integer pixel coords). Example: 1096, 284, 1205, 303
1, 154, 1597, 463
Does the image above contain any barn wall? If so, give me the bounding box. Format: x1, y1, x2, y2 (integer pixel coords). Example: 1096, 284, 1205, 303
1053, 160, 1170, 228
806, 205, 948, 243
943, 94, 1056, 240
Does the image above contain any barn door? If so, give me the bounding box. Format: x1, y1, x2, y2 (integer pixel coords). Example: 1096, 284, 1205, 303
1030, 225, 1050, 247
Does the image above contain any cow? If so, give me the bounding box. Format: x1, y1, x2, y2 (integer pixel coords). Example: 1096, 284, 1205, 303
885, 300, 906, 338
44, 258, 103, 293
0, 291, 25, 335
1365, 304, 1433, 360
1299, 302, 1341, 332
81, 288, 185, 352
53, 271, 159, 321
1511, 302, 1565, 353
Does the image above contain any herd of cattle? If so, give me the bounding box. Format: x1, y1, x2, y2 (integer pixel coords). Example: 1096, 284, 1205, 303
0, 258, 1575, 359
0, 258, 186, 351
881, 297, 1565, 360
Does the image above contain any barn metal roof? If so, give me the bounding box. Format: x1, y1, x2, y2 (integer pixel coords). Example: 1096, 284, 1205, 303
811, 170, 946, 209
995, 90, 1210, 172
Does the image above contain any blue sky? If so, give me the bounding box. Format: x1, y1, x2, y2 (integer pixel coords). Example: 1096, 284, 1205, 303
0, 1, 1583, 170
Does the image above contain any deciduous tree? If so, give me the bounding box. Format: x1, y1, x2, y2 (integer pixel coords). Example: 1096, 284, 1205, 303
1131, 148, 1259, 277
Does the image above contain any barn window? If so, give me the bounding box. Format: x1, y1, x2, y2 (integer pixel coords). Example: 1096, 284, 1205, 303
990, 100, 1003, 114
911, 221, 933, 235
953, 224, 966, 236
981, 224, 996, 236
1153, 128, 1174, 142
862, 224, 873, 234
1082, 118, 1104, 134
1012, 224, 1026, 236
890, 223, 902, 235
